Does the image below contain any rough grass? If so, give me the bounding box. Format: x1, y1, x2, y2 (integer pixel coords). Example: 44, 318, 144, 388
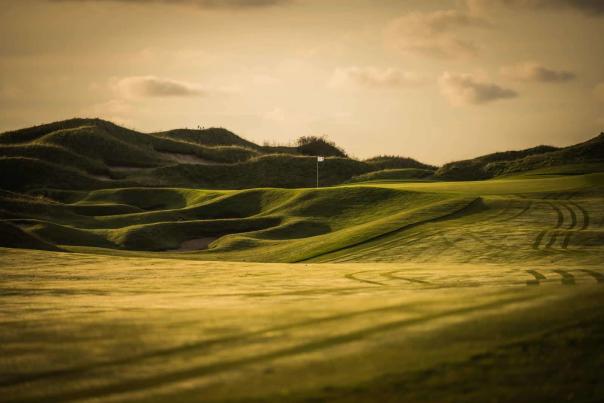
436, 133, 604, 180
0, 119, 437, 191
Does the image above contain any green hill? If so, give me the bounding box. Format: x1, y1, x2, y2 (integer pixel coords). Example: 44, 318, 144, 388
0, 118, 432, 191
364, 155, 436, 171
436, 133, 604, 180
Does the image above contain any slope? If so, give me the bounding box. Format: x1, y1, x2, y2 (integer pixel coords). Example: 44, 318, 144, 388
436, 132, 604, 180
0, 118, 431, 191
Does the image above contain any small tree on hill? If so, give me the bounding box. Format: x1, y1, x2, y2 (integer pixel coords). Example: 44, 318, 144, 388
296, 135, 347, 158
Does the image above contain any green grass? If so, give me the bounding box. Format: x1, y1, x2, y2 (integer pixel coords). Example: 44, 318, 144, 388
348, 168, 435, 183
1, 120, 604, 402
1, 248, 603, 402
1, 162, 603, 402
435, 133, 604, 180
1, 172, 602, 266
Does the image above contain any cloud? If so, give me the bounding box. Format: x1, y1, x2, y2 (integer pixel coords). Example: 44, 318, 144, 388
467, 0, 604, 17
500, 62, 575, 83
439, 72, 518, 106
384, 10, 489, 59
115, 76, 204, 98
594, 82, 604, 102
49, 0, 292, 8
329, 66, 425, 89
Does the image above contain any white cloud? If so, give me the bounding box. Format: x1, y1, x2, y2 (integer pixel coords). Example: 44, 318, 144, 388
329, 66, 426, 89
501, 62, 575, 83
384, 10, 489, 59
115, 76, 205, 98
439, 72, 518, 106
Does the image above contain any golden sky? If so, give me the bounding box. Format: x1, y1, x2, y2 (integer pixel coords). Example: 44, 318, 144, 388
1, 0, 603, 164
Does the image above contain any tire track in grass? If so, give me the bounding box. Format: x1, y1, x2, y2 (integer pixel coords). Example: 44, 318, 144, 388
553, 203, 576, 249
553, 270, 575, 285
562, 202, 590, 249
526, 270, 546, 286
573, 203, 590, 230
13, 293, 543, 403
580, 269, 604, 283
496, 200, 532, 222
381, 270, 431, 285
344, 271, 387, 286
544, 203, 564, 248
534, 202, 564, 250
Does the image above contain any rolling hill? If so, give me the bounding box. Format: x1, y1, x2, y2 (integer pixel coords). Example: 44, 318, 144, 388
0, 118, 434, 191
435, 133, 604, 180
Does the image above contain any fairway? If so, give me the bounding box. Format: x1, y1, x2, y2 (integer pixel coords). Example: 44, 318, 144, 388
1, 172, 604, 402
1, 248, 603, 402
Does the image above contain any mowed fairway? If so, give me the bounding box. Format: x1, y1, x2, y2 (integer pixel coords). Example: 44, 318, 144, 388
1, 173, 604, 402
1, 249, 603, 403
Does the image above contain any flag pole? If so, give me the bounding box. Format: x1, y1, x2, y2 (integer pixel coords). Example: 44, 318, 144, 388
316, 157, 319, 188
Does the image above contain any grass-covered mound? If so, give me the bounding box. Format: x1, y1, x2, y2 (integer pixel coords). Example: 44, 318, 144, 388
0, 118, 433, 191
348, 168, 434, 183
436, 133, 604, 180
0, 221, 63, 251
1, 172, 602, 265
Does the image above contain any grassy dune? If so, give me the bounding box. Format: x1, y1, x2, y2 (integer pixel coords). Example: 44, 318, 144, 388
0, 119, 435, 191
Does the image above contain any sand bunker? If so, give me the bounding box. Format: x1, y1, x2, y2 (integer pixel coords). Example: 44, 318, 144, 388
110, 166, 148, 173
175, 237, 217, 251
158, 152, 218, 165
87, 173, 113, 181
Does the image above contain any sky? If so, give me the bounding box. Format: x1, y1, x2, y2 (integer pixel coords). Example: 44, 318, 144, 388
0, 0, 603, 164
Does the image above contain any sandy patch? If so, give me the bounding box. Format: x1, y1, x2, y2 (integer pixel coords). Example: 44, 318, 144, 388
158, 152, 218, 165
87, 173, 113, 181
175, 237, 217, 251
110, 166, 149, 173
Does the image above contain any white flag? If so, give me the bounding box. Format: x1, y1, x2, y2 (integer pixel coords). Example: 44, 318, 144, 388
317, 156, 324, 162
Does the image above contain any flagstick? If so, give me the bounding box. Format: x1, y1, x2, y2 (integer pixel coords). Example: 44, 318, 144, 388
316, 157, 319, 188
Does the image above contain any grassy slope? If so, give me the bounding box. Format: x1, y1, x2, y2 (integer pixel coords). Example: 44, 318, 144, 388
1, 172, 602, 266
0, 119, 436, 191
347, 168, 435, 183
436, 133, 604, 180
1, 249, 602, 402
